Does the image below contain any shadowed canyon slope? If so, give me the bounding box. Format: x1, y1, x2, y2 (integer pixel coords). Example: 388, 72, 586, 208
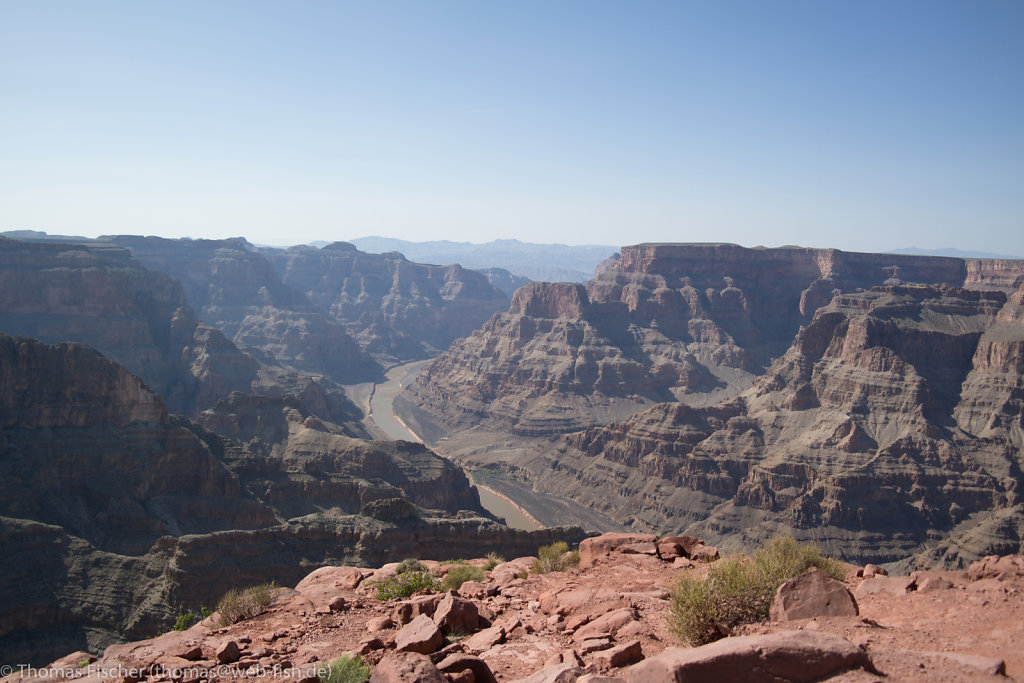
402, 244, 1024, 567
105, 236, 381, 384
0, 334, 584, 665
269, 241, 511, 360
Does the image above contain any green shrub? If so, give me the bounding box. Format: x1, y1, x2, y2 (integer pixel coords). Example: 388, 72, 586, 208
531, 542, 579, 574
441, 564, 486, 591
395, 558, 427, 575
669, 537, 845, 646
483, 552, 504, 571
319, 654, 370, 683
444, 558, 468, 565
173, 606, 212, 631
217, 583, 278, 626
372, 571, 440, 600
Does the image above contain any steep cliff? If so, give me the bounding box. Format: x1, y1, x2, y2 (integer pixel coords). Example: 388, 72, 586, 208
407, 244, 988, 436
0, 238, 259, 415
483, 285, 1024, 567
105, 236, 381, 384
0, 334, 582, 664
269, 242, 510, 360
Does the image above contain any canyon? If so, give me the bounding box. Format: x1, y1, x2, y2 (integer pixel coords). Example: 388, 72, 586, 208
402, 244, 1024, 568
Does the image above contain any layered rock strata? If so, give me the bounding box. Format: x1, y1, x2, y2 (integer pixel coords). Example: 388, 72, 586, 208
407, 244, 1005, 436
269, 242, 510, 360
105, 236, 380, 384
489, 285, 1024, 566
0, 334, 583, 664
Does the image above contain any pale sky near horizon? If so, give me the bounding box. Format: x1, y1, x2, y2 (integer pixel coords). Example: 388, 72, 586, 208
1, 1, 1022, 255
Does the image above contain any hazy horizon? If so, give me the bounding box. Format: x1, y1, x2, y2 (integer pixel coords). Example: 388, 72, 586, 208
3, 1, 1022, 255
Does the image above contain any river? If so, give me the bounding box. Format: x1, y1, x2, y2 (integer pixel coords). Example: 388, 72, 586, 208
366, 360, 543, 531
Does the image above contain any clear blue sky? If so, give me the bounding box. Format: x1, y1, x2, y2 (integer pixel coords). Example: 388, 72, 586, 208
2, 1, 1022, 254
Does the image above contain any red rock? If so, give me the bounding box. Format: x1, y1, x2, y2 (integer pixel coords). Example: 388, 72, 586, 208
369, 651, 445, 682
432, 591, 479, 636
327, 595, 347, 612
215, 641, 241, 664
916, 576, 954, 592
862, 563, 888, 578
573, 608, 636, 642
544, 650, 583, 668
395, 614, 444, 655
621, 631, 875, 682
770, 568, 859, 621
968, 554, 1024, 581
357, 637, 386, 655
656, 542, 681, 559
578, 637, 614, 654
593, 640, 644, 668
170, 644, 203, 661
619, 542, 658, 556
660, 535, 703, 556
457, 580, 498, 599
464, 624, 505, 653
436, 654, 498, 683
579, 533, 659, 569
689, 544, 720, 562
393, 594, 441, 625
366, 615, 394, 631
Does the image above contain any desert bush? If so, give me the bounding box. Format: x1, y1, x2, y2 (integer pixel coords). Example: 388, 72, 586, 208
372, 571, 440, 600
173, 606, 212, 631
531, 542, 579, 574
217, 583, 278, 626
483, 552, 504, 571
441, 564, 486, 591
395, 558, 427, 575
319, 654, 369, 683
669, 537, 844, 646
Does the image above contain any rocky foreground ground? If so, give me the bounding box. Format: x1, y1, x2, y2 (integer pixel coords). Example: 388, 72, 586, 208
5, 534, 1022, 683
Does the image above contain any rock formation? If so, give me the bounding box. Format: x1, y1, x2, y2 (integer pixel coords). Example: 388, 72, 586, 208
402, 245, 1024, 566
17, 537, 1024, 682
104, 236, 381, 384
269, 242, 510, 360
0, 333, 583, 664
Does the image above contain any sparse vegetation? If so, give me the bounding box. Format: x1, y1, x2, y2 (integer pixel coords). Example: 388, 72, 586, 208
441, 564, 486, 591
173, 606, 213, 631
444, 558, 468, 565
531, 542, 580, 574
483, 552, 504, 570
216, 583, 278, 626
669, 536, 845, 646
319, 654, 370, 683
395, 558, 427, 575
371, 571, 440, 600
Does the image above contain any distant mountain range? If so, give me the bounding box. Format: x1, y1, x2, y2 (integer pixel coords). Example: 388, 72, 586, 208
347, 236, 618, 283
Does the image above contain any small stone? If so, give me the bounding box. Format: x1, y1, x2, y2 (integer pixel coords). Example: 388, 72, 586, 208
578, 637, 614, 655
328, 595, 347, 612
367, 615, 394, 631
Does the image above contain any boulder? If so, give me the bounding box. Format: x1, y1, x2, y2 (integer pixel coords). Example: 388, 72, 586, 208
593, 640, 644, 668
968, 554, 1024, 581
215, 640, 241, 664
369, 652, 445, 683
660, 535, 702, 556
622, 631, 874, 682
393, 594, 441, 625
769, 567, 859, 621
458, 580, 498, 599
573, 608, 636, 642
436, 654, 498, 683
433, 591, 479, 635
579, 533, 659, 569
394, 614, 444, 655
464, 624, 505, 653
689, 544, 720, 562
